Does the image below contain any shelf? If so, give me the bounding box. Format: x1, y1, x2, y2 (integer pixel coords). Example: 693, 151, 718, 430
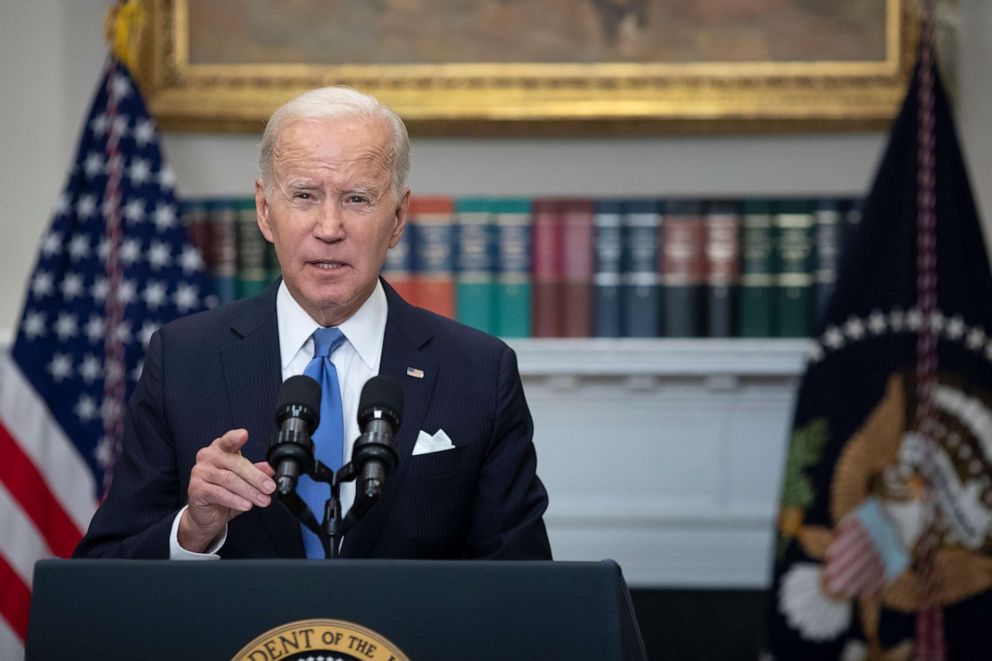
506, 338, 810, 377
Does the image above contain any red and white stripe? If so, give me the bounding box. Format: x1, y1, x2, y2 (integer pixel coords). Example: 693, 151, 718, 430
0, 355, 98, 656
824, 516, 886, 599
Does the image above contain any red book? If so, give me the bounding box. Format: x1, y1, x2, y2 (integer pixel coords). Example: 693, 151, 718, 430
531, 198, 564, 337
561, 199, 595, 337
409, 196, 456, 319
661, 200, 707, 336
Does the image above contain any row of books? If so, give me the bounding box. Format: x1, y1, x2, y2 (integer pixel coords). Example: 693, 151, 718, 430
181, 195, 863, 338
182, 198, 278, 305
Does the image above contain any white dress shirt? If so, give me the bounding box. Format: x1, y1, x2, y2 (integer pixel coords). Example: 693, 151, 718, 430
169, 280, 388, 559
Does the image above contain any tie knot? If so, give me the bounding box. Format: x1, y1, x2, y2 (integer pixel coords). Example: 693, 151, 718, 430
311, 327, 345, 358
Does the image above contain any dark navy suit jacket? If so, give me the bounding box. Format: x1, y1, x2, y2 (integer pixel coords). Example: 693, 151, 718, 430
75, 280, 551, 560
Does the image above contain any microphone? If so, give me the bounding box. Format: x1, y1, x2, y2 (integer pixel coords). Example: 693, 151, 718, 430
267, 375, 321, 496
352, 376, 403, 503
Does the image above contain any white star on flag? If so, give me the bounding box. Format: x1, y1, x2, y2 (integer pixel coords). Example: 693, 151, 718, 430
61, 273, 85, 300
128, 157, 151, 185
116, 278, 137, 305
31, 271, 54, 297
134, 118, 155, 146
41, 231, 62, 257
174, 283, 200, 311
54, 313, 79, 341
47, 352, 73, 382
120, 238, 142, 265
22, 311, 46, 339
143, 281, 168, 308
179, 245, 204, 273
84, 315, 105, 343
91, 277, 108, 302
69, 234, 91, 260
147, 241, 172, 269
74, 395, 98, 422
77, 194, 97, 219
124, 198, 146, 223
84, 152, 104, 178
153, 202, 177, 231
79, 354, 102, 383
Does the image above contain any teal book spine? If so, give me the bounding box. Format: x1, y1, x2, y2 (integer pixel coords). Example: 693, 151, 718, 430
234, 197, 270, 299
493, 198, 532, 338
454, 197, 497, 334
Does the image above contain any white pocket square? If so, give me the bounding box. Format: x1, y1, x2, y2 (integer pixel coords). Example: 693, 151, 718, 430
412, 429, 456, 456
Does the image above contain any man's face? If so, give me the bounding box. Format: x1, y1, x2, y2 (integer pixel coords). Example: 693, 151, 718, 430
256, 116, 408, 326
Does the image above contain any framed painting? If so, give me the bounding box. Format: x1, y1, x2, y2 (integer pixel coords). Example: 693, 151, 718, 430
135, 0, 920, 134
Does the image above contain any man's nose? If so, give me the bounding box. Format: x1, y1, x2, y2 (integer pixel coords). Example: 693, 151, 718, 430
314, 202, 345, 239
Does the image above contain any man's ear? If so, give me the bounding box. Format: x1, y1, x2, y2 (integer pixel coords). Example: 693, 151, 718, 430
255, 178, 274, 242
388, 188, 410, 249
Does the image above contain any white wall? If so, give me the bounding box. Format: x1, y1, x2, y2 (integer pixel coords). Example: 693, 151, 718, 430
0, 1, 109, 339
3, 1, 991, 338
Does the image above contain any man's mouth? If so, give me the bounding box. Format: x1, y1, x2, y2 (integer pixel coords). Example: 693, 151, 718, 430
311, 261, 345, 270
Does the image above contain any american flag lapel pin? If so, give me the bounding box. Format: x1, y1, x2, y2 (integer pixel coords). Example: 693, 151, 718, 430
406, 367, 425, 379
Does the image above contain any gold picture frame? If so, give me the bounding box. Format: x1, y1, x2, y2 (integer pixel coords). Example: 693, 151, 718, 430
136, 0, 920, 135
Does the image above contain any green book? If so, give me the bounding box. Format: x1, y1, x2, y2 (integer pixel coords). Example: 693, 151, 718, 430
234, 197, 270, 299
774, 199, 815, 337
207, 198, 238, 306
493, 198, 532, 338
737, 199, 776, 337
454, 197, 496, 334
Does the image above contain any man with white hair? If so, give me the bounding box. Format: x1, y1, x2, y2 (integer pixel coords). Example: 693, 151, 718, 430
75, 87, 551, 560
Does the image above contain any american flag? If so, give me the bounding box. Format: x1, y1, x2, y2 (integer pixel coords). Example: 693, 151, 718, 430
0, 58, 208, 656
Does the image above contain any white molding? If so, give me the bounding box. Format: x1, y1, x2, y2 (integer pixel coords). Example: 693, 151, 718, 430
508, 338, 810, 377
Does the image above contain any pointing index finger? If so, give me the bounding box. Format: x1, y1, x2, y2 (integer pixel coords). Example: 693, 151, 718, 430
214, 428, 249, 454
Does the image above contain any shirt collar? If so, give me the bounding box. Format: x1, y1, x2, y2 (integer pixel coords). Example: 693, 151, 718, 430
276, 280, 388, 372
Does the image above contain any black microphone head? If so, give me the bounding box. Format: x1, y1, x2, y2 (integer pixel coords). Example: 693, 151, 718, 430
276, 375, 321, 430
358, 375, 403, 431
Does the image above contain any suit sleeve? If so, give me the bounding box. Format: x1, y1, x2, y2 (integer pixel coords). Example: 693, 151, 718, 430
467, 346, 552, 559
73, 329, 183, 558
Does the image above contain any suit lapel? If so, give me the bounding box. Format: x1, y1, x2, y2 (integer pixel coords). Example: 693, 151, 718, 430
341, 281, 437, 557
220, 281, 305, 558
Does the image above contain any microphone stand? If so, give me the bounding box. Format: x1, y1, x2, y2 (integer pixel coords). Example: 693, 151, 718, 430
321, 461, 356, 560
306, 459, 363, 559
278, 438, 395, 559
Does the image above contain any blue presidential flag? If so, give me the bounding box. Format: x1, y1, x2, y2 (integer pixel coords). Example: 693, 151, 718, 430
0, 57, 207, 654
765, 41, 992, 661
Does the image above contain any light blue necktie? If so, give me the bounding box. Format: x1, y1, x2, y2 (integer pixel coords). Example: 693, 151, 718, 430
298, 326, 346, 558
